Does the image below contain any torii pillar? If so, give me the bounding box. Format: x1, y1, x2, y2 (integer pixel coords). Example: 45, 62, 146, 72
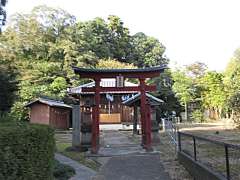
91, 78, 100, 154
140, 78, 152, 151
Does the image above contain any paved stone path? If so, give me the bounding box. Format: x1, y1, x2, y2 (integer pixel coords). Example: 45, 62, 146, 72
55, 153, 97, 180
92, 130, 171, 180
97, 130, 145, 156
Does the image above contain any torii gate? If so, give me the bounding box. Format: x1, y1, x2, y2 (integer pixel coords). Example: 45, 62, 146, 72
73, 66, 166, 153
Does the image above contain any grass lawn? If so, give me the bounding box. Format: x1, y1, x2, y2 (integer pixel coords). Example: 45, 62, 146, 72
55, 134, 101, 171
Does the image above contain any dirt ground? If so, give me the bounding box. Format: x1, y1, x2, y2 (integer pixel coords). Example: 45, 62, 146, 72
178, 121, 240, 144
176, 121, 240, 179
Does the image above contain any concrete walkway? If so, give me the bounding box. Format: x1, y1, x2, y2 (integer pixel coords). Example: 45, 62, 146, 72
95, 153, 171, 180
92, 130, 171, 180
55, 153, 96, 180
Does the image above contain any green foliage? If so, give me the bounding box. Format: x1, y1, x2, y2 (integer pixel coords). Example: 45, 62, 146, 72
151, 70, 182, 117
0, 122, 55, 180
0, 58, 18, 113
191, 109, 204, 122
10, 101, 29, 121
96, 59, 136, 69
0, 5, 169, 119
130, 32, 168, 67
200, 71, 226, 111
172, 70, 195, 105
4, 4, 240, 125
0, 0, 7, 33
49, 77, 68, 98
53, 160, 75, 180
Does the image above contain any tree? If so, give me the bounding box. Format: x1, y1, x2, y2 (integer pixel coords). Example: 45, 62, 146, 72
0, 5, 169, 120
0, 0, 7, 33
0, 59, 18, 113
130, 32, 168, 67
150, 70, 182, 119
107, 15, 132, 61
49, 77, 68, 98
224, 48, 240, 123
172, 69, 195, 121
96, 59, 136, 69
185, 61, 207, 79
200, 71, 226, 119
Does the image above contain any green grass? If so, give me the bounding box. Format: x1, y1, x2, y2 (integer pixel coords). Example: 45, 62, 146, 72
56, 143, 101, 171
53, 159, 75, 180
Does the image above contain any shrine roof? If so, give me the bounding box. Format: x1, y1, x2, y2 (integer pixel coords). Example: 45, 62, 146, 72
68, 78, 138, 94
122, 93, 164, 106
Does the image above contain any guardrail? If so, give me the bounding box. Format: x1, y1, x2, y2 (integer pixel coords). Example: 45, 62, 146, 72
178, 132, 240, 180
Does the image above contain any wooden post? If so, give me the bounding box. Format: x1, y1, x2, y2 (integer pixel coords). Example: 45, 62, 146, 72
91, 78, 101, 154
72, 105, 81, 148
133, 105, 138, 135
139, 78, 146, 147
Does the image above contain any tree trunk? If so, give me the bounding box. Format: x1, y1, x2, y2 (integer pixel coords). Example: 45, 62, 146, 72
230, 110, 234, 120
185, 102, 188, 121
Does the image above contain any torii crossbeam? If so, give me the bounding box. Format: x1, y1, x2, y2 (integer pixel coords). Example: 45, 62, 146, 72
73, 66, 166, 153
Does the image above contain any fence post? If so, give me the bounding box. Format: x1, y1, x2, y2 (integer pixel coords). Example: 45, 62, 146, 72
178, 132, 181, 152
193, 137, 197, 161
162, 118, 166, 132
225, 145, 230, 180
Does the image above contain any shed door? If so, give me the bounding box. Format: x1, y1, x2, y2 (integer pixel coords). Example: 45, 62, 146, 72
52, 108, 69, 129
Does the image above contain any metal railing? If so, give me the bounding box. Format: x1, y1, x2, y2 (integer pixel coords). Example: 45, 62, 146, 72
178, 132, 240, 180
162, 117, 179, 151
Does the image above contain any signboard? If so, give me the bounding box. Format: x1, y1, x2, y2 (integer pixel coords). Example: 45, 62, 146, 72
116, 75, 124, 87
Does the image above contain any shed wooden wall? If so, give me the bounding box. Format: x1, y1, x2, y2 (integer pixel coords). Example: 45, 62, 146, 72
30, 103, 50, 125
49, 107, 71, 129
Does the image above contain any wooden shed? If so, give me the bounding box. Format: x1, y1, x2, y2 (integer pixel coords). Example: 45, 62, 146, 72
26, 98, 72, 129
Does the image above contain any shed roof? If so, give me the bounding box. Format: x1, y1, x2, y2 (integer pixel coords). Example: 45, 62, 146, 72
122, 93, 164, 106
68, 78, 138, 94
25, 98, 72, 109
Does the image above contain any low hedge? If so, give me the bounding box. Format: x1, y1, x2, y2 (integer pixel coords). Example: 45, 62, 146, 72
0, 122, 55, 180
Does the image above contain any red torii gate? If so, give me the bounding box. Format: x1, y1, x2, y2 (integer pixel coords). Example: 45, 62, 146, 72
73, 66, 166, 153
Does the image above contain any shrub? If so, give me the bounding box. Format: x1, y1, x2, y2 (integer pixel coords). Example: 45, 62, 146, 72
53, 160, 75, 180
0, 122, 55, 180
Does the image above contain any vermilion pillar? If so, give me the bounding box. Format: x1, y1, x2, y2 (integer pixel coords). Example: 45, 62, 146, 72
139, 78, 152, 151
145, 99, 152, 151
139, 78, 146, 147
91, 78, 100, 154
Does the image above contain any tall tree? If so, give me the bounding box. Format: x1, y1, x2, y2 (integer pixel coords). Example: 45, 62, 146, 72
172, 69, 195, 121
0, 0, 7, 33
201, 71, 226, 119
0, 5, 169, 120
130, 32, 168, 67
0, 59, 18, 113
224, 48, 240, 124
151, 70, 182, 118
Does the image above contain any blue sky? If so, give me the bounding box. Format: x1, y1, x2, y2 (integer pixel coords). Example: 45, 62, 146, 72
6, 0, 240, 71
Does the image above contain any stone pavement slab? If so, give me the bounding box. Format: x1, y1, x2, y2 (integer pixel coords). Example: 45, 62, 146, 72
55, 153, 97, 180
